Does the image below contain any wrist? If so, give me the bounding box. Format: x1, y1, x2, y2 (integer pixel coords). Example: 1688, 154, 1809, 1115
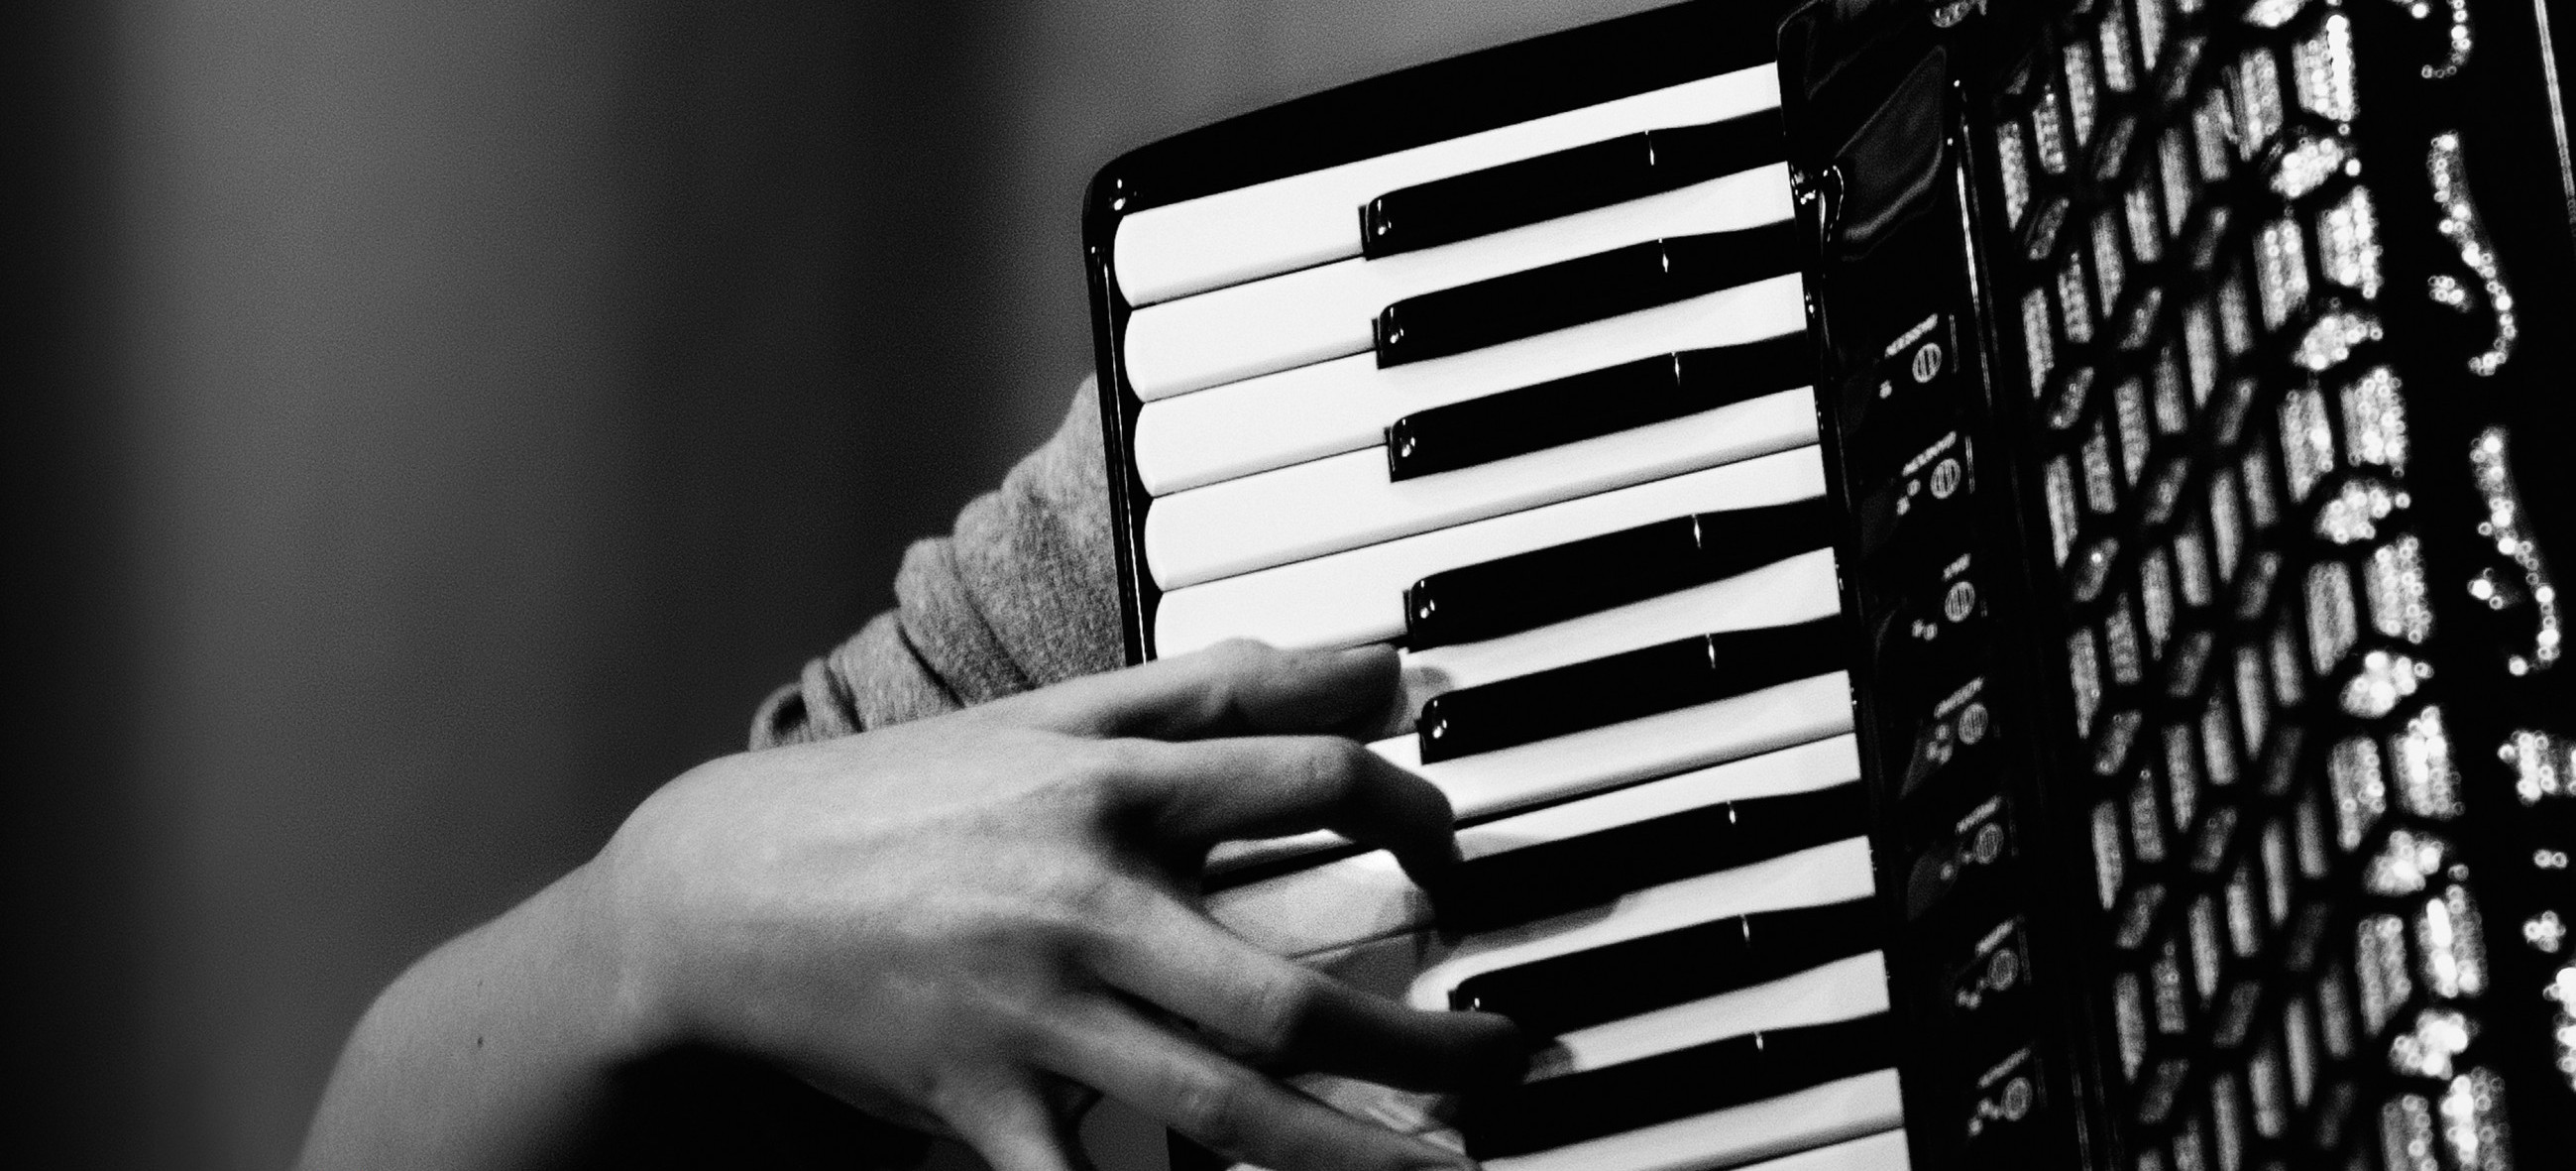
537, 857, 678, 1069
298, 853, 683, 1169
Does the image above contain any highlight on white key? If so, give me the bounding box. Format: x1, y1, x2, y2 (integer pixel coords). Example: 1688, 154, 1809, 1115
1131, 276, 1808, 496
1112, 65, 1783, 307
1120, 163, 1794, 403
1398, 549, 1836, 700
1527, 952, 1890, 1077
1152, 445, 1827, 656
1403, 838, 1877, 1009
1476, 1093, 1907, 1171
1142, 388, 1818, 590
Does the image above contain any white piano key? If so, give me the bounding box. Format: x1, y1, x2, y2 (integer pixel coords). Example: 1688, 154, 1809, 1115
1264, 961, 1890, 1158
1537, 952, 1889, 1075
1251, 1085, 1907, 1171
1154, 446, 1825, 656
1236, 837, 1871, 995
1133, 277, 1807, 495
1748, 1130, 1912, 1171
1122, 163, 1795, 402
1488, 1128, 1913, 1171
1400, 548, 1836, 697
1253, 934, 1904, 1171
1722, 1130, 1913, 1171
1250, 870, 1890, 1165
1403, 838, 1876, 1003
1205, 736, 1862, 957
1691, 1128, 1912, 1171
1459, 734, 1858, 856
1204, 848, 1429, 960
1400, 669, 1852, 822
1113, 67, 1781, 306
1259, 1090, 1904, 1171
1479, 1079, 1907, 1171
1145, 387, 1817, 590
1209, 671, 1854, 876
1270, 940, 1906, 1164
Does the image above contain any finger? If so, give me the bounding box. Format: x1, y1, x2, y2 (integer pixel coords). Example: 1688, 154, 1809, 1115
1087, 890, 1527, 1093
945, 1079, 1082, 1171
1115, 735, 1459, 880
1039, 999, 1476, 1171
987, 641, 1405, 742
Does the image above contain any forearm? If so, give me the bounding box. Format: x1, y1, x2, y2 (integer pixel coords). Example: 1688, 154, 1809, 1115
297, 864, 649, 1171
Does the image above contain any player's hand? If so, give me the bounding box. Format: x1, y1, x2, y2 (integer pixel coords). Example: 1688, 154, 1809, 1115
586, 641, 1523, 1171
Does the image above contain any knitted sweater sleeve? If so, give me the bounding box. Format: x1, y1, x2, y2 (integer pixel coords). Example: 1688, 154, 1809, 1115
749, 383, 1127, 747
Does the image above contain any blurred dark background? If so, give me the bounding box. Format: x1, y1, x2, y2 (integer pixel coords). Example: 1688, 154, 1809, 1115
3, 1, 1665, 1166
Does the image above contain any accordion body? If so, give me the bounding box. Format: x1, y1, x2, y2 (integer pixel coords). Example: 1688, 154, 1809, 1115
1080, 1, 2576, 1168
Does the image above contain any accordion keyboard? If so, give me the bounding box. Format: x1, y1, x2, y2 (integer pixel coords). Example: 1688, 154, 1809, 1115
1089, 7, 1907, 1169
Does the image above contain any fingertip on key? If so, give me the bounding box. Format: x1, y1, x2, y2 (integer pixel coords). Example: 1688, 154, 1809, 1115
1319, 642, 1416, 738
1455, 1011, 1535, 1090
1326, 642, 1402, 676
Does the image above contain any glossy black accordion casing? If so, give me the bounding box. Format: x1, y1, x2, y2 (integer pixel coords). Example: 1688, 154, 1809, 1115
1081, 2, 2576, 1169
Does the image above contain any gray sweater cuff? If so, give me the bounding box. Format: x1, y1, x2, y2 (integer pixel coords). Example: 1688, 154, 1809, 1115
750, 383, 1125, 748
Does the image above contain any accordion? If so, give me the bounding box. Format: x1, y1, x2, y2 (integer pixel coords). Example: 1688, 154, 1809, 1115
1079, 1, 2576, 1168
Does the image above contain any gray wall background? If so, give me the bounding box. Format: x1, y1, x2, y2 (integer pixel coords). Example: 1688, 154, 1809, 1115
5, 1, 1668, 1166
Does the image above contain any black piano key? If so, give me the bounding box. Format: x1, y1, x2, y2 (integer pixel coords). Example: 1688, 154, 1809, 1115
1448, 897, 1881, 1037
1461, 1013, 1894, 1158
1373, 221, 1803, 367
1403, 494, 1835, 649
1385, 331, 1813, 480
1433, 781, 1869, 934
1359, 113, 1788, 259
1416, 617, 1845, 762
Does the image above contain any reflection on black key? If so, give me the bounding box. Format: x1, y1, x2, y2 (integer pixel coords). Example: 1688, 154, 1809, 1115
1386, 332, 1812, 480
1416, 617, 1845, 762
1360, 113, 1788, 258
1433, 783, 1868, 934
1449, 897, 1879, 1037
1461, 1013, 1894, 1158
1403, 495, 1835, 649
1374, 222, 1803, 367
